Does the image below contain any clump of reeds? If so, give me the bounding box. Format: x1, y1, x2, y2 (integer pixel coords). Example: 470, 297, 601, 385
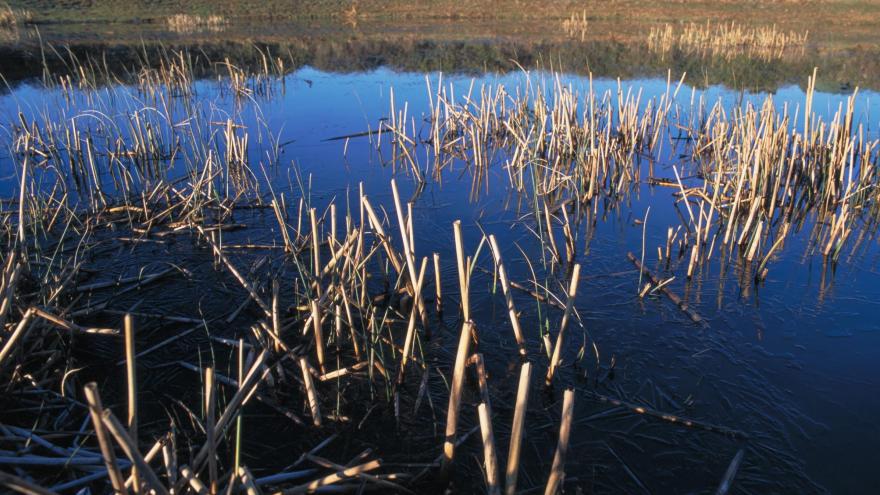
648, 21, 808, 61
380, 69, 877, 283
0, 2, 32, 27
1, 58, 598, 491
165, 13, 228, 33
562, 10, 589, 40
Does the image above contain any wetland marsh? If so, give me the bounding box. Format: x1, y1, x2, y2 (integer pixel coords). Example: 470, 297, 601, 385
0, 3, 879, 494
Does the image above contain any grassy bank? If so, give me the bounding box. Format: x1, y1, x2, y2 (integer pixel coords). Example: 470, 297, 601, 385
8, 0, 880, 29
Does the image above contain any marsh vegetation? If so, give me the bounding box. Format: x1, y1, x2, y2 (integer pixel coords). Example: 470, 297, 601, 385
1, 4, 880, 494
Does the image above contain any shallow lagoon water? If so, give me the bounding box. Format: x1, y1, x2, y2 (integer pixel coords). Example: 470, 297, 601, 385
2, 57, 880, 493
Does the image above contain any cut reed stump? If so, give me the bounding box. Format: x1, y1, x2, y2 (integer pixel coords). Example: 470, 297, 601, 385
478, 403, 501, 495
545, 389, 575, 495
124, 314, 140, 493
546, 264, 581, 385
442, 321, 474, 473
505, 362, 532, 495
300, 357, 322, 427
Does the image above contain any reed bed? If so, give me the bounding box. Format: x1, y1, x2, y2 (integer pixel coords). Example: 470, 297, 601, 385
165, 14, 228, 34
0, 56, 599, 492
648, 21, 808, 61
375, 70, 879, 284
0, 48, 874, 493
0, 3, 32, 27
561, 11, 589, 40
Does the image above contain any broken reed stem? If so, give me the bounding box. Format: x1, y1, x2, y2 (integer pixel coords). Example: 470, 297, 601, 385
83, 383, 127, 494
124, 313, 139, 493
101, 409, 170, 495
391, 178, 428, 328
442, 320, 474, 472
300, 357, 322, 426
433, 252, 442, 313
489, 235, 526, 356
239, 466, 261, 495
397, 257, 427, 385
0, 307, 35, 368
716, 449, 745, 495
205, 367, 218, 495
197, 225, 271, 317
280, 459, 381, 494
272, 279, 281, 353
187, 349, 269, 481
505, 361, 532, 495
234, 339, 244, 474
179, 465, 208, 494
546, 263, 581, 385
478, 402, 501, 495
310, 299, 326, 374
544, 389, 575, 495
453, 220, 469, 321
310, 208, 321, 281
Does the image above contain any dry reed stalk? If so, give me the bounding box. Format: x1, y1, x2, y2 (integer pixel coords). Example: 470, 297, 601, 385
309, 299, 326, 374
197, 226, 271, 317
180, 465, 209, 494
102, 410, 169, 495
239, 466, 262, 495
162, 436, 178, 489
442, 320, 474, 471
272, 279, 282, 353
339, 288, 362, 360
187, 350, 269, 480
83, 383, 127, 494
505, 362, 532, 495
433, 252, 442, 313
489, 235, 526, 356
397, 257, 428, 385
478, 402, 501, 495
304, 453, 413, 493
546, 264, 581, 385
391, 179, 428, 328
361, 195, 405, 275
280, 459, 381, 494
124, 313, 140, 493
310, 208, 322, 282
271, 198, 293, 253
453, 220, 469, 321
299, 357, 322, 427
0, 471, 56, 495
205, 367, 218, 494
627, 252, 704, 325
544, 389, 575, 495
0, 307, 35, 367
